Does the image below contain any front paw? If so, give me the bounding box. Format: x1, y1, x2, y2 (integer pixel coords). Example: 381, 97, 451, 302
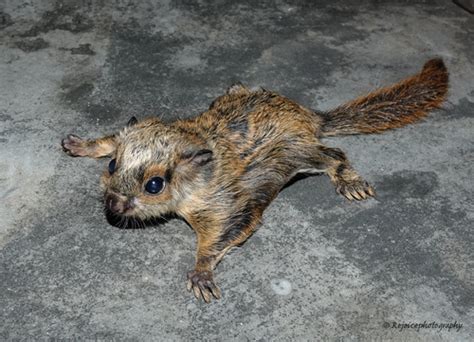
186, 270, 221, 303
61, 134, 88, 157
336, 178, 375, 201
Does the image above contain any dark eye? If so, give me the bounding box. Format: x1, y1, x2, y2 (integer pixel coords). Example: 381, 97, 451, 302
145, 177, 165, 194
108, 159, 116, 174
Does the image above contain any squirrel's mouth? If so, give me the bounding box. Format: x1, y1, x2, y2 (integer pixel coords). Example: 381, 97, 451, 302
103, 207, 144, 229
103, 207, 169, 229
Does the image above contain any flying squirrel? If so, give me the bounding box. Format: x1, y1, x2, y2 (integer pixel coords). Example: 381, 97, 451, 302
62, 58, 448, 303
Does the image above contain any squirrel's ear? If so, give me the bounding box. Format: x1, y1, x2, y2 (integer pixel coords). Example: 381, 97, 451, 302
127, 116, 138, 127
180, 148, 213, 166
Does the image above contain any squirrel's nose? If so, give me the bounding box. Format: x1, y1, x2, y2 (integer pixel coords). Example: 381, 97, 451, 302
105, 193, 133, 214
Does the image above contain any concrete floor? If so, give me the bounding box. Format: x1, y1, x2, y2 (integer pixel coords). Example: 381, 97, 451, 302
1, 0, 473, 340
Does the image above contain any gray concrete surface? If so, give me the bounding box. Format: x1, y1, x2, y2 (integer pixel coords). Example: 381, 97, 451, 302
1, 0, 473, 340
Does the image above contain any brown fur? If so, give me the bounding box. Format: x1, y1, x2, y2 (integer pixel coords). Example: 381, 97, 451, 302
321, 58, 448, 136
61, 58, 449, 303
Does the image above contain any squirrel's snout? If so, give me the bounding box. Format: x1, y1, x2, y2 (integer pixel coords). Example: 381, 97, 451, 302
105, 192, 134, 215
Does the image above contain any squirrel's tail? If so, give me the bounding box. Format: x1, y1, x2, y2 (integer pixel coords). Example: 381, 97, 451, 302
321, 58, 449, 137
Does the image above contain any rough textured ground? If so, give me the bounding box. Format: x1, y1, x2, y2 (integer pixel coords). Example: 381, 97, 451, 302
1, 0, 473, 340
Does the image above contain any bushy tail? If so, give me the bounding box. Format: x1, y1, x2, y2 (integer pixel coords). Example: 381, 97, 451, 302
321, 58, 449, 137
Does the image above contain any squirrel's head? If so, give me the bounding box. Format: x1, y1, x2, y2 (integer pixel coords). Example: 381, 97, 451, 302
100, 117, 213, 226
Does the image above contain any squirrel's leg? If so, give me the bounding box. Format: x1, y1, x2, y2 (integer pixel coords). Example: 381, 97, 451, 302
61, 134, 116, 158
187, 208, 263, 303
309, 145, 375, 200
186, 235, 227, 303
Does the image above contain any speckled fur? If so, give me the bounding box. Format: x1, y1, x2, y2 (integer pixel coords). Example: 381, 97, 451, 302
61, 58, 448, 303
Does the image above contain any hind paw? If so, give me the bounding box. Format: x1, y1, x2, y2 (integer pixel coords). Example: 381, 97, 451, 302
336, 179, 375, 201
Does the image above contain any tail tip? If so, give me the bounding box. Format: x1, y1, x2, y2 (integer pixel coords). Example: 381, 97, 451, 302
422, 58, 447, 73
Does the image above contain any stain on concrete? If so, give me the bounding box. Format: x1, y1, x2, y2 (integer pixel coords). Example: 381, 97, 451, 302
20, 4, 93, 37
84, 103, 122, 123
0, 113, 13, 122
376, 170, 439, 199
445, 97, 474, 120
70, 43, 95, 55
14, 38, 49, 52
62, 82, 94, 104
0, 12, 13, 29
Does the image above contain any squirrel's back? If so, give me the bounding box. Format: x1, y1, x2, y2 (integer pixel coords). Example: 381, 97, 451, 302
173, 57, 449, 200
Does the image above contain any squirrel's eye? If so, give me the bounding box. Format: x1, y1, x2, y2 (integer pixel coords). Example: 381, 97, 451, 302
145, 177, 165, 194
108, 159, 116, 174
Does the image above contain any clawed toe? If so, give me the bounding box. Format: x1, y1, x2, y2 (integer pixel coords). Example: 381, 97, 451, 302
337, 179, 375, 201
187, 270, 221, 303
